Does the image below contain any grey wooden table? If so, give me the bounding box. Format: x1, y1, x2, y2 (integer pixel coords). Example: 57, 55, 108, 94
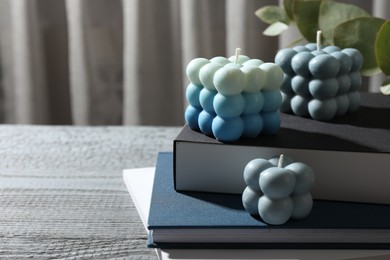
0, 125, 181, 259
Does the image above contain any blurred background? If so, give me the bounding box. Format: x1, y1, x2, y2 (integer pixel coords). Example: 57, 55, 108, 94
0, 0, 388, 126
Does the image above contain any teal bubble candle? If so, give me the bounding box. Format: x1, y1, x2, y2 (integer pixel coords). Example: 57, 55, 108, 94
185, 48, 284, 142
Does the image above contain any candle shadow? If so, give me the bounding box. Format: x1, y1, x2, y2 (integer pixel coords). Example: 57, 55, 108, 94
330, 105, 390, 129
238, 122, 383, 153
180, 191, 244, 210
330, 92, 390, 129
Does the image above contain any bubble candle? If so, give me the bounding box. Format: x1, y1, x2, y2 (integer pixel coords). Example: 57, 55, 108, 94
185, 49, 284, 142
275, 31, 363, 121
242, 154, 315, 225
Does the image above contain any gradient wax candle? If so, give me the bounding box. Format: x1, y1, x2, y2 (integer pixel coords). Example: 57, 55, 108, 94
185, 48, 284, 142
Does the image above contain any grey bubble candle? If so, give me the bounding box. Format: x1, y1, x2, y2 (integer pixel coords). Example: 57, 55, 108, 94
275, 31, 363, 121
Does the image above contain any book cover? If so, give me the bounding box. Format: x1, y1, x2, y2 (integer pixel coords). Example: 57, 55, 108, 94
174, 92, 390, 204
123, 165, 390, 259
148, 152, 390, 249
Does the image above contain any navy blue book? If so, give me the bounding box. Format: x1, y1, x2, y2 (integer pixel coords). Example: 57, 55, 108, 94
147, 152, 390, 249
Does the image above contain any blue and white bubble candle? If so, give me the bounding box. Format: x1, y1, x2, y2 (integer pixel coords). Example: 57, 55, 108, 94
275, 31, 363, 121
185, 48, 284, 142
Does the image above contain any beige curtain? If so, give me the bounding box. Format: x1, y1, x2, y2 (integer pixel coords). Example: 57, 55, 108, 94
0, 0, 387, 125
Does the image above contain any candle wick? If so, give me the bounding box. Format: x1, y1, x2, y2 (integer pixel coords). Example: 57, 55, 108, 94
235, 48, 241, 64
316, 30, 322, 51
278, 154, 284, 168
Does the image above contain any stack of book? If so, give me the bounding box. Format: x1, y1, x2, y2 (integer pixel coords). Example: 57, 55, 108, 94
124, 92, 390, 259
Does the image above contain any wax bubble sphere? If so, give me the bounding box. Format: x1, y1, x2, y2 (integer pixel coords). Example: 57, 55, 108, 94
185, 51, 284, 142
242, 155, 315, 225
275, 43, 363, 121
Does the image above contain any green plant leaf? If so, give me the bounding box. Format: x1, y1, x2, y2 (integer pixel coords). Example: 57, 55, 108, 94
263, 22, 289, 36
293, 0, 323, 42
319, 1, 369, 45
284, 37, 306, 48
283, 0, 294, 21
255, 5, 289, 25
334, 17, 385, 76
380, 78, 390, 95
375, 20, 390, 76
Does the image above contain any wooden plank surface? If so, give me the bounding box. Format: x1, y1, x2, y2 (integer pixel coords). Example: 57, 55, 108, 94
0, 125, 181, 259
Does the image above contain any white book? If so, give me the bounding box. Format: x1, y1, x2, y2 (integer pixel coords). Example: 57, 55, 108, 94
123, 167, 390, 260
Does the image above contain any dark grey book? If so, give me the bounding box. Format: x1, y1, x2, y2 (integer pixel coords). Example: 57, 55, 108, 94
174, 93, 390, 204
